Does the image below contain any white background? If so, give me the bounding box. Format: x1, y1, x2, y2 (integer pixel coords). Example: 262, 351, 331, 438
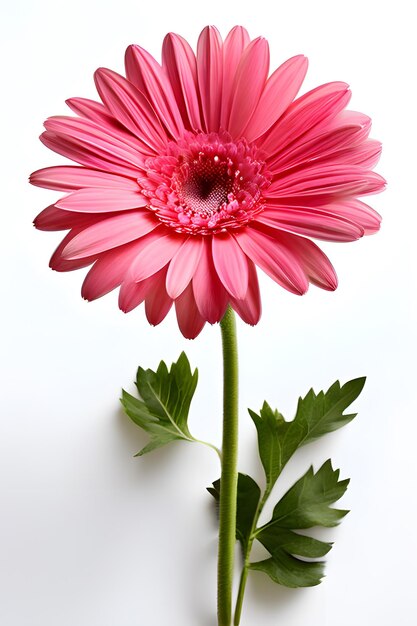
1, 1, 416, 624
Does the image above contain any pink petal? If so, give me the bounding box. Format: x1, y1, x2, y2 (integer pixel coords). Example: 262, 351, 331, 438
56, 188, 147, 213
281, 235, 338, 291
230, 260, 261, 325
244, 55, 308, 142
40, 132, 134, 179
235, 226, 309, 295
266, 164, 386, 199
62, 212, 159, 260
162, 33, 203, 131
192, 238, 229, 323
81, 239, 150, 300
197, 26, 223, 132
322, 199, 381, 234
66, 97, 118, 126
165, 236, 204, 298
175, 283, 206, 339
145, 267, 173, 325
125, 44, 184, 139
212, 232, 249, 299
227, 37, 270, 138
269, 122, 371, 174
42, 117, 147, 176
119, 276, 153, 313
66, 98, 154, 156
332, 110, 371, 128
34, 205, 102, 231
128, 231, 186, 282
259, 82, 351, 155
257, 206, 364, 242
327, 139, 382, 169
49, 229, 99, 272
220, 26, 250, 129
94, 68, 168, 152
30, 166, 139, 192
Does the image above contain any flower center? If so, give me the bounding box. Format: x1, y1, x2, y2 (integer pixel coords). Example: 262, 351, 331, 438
139, 132, 271, 235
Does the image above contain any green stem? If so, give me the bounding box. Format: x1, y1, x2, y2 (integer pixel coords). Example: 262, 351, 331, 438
195, 438, 222, 461
234, 490, 270, 625
218, 306, 239, 626
234, 564, 249, 626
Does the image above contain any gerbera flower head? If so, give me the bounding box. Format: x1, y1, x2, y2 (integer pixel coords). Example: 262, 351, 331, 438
31, 26, 385, 338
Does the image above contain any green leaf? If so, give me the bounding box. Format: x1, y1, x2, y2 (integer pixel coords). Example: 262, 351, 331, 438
268, 460, 349, 529
293, 378, 366, 445
121, 352, 198, 456
249, 377, 365, 490
207, 473, 261, 553
250, 552, 325, 588
258, 527, 332, 559
251, 460, 348, 588
248, 402, 287, 492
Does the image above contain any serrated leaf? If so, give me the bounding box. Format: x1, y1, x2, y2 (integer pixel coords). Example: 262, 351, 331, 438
121, 352, 198, 456
293, 378, 366, 445
208, 473, 261, 553
248, 402, 287, 492
250, 460, 348, 588
258, 527, 332, 559
250, 552, 325, 588
268, 459, 349, 529
249, 378, 365, 490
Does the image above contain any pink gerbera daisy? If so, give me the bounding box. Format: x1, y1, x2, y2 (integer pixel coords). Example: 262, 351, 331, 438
31, 26, 385, 338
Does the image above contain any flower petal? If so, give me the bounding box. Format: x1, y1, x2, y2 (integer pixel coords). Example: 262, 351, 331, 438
267, 164, 386, 199
94, 68, 168, 152
128, 231, 186, 282
162, 33, 203, 131
56, 188, 147, 213
34, 205, 102, 231
259, 82, 351, 155
192, 238, 228, 323
119, 276, 153, 313
49, 229, 99, 272
145, 267, 173, 325
175, 283, 206, 339
281, 235, 338, 291
322, 199, 381, 234
257, 206, 364, 242
61, 212, 159, 260
125, 44, 184, 139
269, 121, 371, 174
327, 139, 382, 169
197, 26, 223, 132
165, 236, 204, 298
40, 132, 136, 179
244, 55, 308, 142
81, 239, 150, 300
42, 116, 147, 176
227, 37, 270, 138
220, 26, 250, 129
261, 199, 381, 238
230, 260, 261, 325
48, 112, 147, 154
30, 166, 139, 192
66, 97, 118, 126
235, 226, 308, 295
212, 232, 249, 299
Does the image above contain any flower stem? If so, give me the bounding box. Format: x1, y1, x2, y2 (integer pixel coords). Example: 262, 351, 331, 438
218, 306, 239, 626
